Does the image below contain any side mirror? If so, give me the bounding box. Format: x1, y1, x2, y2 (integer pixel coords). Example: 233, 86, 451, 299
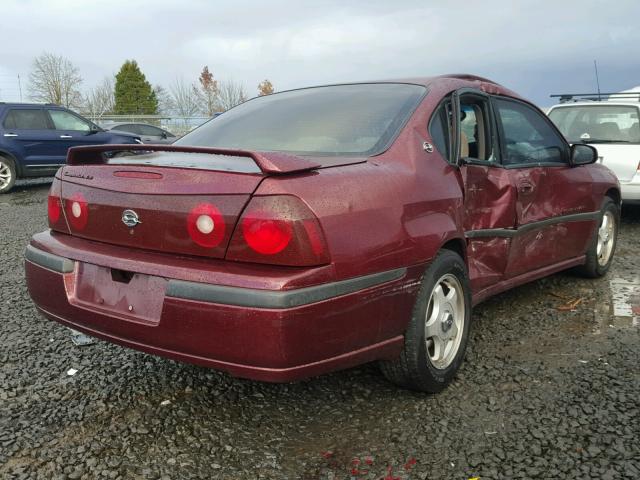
570, 144, 598, 166
161, 132, 167, 139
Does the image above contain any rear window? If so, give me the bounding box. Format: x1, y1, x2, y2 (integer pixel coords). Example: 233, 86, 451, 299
176, 83, 426, 159
548, 105, 640, 144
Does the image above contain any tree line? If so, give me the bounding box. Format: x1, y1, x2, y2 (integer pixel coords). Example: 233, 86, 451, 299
27, 52, 275, 118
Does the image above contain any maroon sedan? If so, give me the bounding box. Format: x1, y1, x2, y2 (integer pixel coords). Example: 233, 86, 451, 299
25, 75, 620, 392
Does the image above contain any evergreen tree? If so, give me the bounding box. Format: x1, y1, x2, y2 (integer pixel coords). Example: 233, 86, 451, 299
114, 60, 158, 114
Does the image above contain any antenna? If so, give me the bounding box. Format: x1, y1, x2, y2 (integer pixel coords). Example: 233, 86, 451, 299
594, 60, 602, 101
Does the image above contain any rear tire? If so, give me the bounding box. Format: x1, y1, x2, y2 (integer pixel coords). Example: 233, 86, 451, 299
576, 197, 619, 278
380, 250, 472, 392
0, 156, 16, 194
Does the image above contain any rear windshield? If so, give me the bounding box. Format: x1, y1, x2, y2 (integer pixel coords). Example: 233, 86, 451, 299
175, 83, 426, 159
548, 105, 640, 144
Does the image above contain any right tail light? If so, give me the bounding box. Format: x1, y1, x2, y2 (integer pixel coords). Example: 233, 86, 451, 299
226, 195, 330, 267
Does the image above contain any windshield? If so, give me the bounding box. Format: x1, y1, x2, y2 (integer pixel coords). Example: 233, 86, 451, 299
176, 83, 426, 159
548, 105, 640, 144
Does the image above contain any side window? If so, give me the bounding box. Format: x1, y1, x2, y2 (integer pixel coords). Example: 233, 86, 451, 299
117, 124, 141, 134
428, 102, 451, 161
459, 94, 495, 162
494, 98, 567, 165
48, 110, 92, 132
138, 125, 164, 136
3, 109, 50, 130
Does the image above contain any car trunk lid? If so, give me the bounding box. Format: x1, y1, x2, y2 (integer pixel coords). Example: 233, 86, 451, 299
56, 145, 323, 259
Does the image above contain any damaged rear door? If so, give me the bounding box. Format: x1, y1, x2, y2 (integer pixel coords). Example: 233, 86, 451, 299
451, 90, 517, 291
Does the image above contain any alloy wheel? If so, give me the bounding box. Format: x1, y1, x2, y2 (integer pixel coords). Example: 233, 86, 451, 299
0, 160, 12, 191
424, 273, 465, 369
596, 211, 616, 267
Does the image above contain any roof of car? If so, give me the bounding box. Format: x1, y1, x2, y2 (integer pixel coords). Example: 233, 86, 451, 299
271, 74, 520, 101
105, 122, 153, 127
549, 101, 640, 109
0, 102, 60, 107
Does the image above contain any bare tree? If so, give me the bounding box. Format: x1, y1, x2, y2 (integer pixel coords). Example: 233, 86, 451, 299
28, 52, 82, 107
169, 77, 201, 117
154, 84, 175, 115
196, 66, 219, 116
81, 76, 114, 119
217, 80, 247, 111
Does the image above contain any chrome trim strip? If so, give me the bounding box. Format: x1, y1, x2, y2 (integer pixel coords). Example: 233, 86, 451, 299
465, 211, 600, 239
166, 267, 408, 309
25, 164, 65, 168
25, 245, 74, 273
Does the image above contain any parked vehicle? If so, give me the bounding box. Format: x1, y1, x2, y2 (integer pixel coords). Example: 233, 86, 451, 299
25, 75, 620, 392
103, 122, 177, 144
0, 103, 141, 194
548, 93, 640, 202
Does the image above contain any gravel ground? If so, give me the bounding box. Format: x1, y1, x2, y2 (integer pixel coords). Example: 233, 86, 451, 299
1, 181, 639, 480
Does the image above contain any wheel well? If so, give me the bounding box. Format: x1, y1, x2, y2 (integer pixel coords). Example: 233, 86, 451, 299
441, 238, 466, 263
0, 150, 19, 176
605, 188, 621, 206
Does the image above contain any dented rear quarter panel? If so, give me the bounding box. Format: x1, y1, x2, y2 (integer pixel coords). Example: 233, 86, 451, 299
256, 89, 467, 281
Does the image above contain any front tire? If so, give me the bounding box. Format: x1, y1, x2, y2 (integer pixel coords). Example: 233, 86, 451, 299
576, 197, 619, 278
0, 156, 16, 194
380, 250, 472, 392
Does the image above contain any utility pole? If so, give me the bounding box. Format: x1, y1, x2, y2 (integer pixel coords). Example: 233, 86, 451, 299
17, 74, 22, 102
594, 60, 602, 101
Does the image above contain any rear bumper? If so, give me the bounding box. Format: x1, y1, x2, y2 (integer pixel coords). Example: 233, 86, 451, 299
25, 232, 421, 382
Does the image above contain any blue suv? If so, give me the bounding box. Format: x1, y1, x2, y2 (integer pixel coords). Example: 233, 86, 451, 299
0, 103, 140, 193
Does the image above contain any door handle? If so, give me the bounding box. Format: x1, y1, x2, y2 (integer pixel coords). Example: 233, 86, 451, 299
3, 133, 18, 137
60, 135, 73, 139
518, 181, 535, 194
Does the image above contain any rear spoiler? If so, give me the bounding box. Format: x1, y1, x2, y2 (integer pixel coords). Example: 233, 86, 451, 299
66, 144, 322, 175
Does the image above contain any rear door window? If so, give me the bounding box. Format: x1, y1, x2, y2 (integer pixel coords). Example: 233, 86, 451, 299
459, 94, 497, 162
3, 109, 50, 130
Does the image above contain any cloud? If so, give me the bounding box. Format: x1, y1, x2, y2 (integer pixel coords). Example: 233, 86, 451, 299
1, 0, 639, 106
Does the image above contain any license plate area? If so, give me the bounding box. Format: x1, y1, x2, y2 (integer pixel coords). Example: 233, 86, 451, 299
69, 263, 167, 325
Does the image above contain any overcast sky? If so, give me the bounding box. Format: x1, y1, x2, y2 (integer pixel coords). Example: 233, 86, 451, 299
1, 0, 638, 107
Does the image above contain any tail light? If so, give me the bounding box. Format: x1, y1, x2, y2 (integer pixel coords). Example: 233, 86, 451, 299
47, 195, 61, 224
226, 195, 330, 266
65, 192, 89, 230
186, 203, 226, 248
48, 177, 69, 233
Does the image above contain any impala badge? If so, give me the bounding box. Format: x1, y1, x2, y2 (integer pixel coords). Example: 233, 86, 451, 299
122, 209, 142, 228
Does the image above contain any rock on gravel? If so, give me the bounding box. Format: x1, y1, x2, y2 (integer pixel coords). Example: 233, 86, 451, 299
1, 184, 639, 479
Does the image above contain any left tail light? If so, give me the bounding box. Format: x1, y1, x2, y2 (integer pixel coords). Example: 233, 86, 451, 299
48, 177, 69, 233
226, 195, 330, 267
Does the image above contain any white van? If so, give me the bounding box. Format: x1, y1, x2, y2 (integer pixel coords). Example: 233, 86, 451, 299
548, 96, 640, 202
